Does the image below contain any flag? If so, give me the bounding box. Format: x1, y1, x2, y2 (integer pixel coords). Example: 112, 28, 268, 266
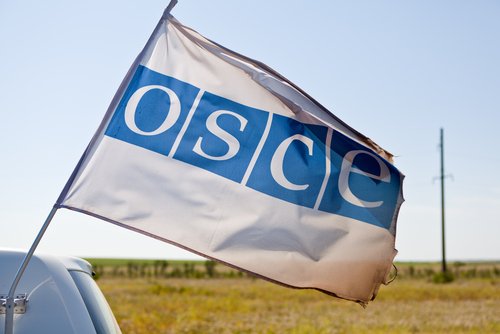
56, 8, 404, 304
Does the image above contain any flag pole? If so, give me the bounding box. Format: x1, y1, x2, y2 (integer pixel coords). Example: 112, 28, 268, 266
4, 206, 59, 334
165, 0, 178, 14
4, 3, 180, 333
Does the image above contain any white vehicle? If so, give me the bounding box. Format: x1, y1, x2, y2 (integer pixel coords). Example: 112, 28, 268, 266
0, 249, 121, 334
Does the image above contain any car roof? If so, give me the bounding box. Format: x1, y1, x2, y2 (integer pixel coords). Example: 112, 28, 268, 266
0, 249, 97, 334
0, 248, 93, 275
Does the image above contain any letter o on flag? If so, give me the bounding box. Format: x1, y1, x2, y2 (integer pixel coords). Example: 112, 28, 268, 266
124, 85, 181, 136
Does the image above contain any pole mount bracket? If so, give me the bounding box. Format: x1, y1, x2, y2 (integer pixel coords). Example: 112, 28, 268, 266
0, 294, 28, 314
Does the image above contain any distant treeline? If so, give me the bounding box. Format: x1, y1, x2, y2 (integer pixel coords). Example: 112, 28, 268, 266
395, 261, 500, 280
88, 259, 249, 280
87, 259, 500, 280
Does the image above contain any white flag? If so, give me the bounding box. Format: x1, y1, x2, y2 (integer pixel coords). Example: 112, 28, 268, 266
57, 9, 404, 304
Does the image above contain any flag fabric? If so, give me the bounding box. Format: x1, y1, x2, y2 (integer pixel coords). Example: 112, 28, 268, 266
56, 9, 404, 304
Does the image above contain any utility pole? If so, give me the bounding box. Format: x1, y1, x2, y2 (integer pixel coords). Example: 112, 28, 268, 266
439, 128, 447, 273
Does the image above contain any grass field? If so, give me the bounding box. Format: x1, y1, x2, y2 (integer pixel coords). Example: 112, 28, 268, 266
92, 261, 500, 334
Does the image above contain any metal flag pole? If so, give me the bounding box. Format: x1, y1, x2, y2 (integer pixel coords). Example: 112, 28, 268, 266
165, 0, 178, 14
4, 206, 59, 334
4, 2, 180, 333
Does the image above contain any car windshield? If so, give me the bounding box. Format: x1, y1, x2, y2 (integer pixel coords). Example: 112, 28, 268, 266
70, 271, 122, 334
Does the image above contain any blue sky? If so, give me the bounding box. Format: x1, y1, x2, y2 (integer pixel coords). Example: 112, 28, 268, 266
1, 0, 499, 261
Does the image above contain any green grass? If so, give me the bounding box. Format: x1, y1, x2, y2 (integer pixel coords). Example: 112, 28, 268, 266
93, 261, 500, 333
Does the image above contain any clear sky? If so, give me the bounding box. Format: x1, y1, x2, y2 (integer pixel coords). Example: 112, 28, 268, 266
1, 0, 499, 261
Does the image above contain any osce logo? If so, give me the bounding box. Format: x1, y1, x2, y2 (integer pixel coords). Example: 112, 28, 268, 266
105, 66, 402, 230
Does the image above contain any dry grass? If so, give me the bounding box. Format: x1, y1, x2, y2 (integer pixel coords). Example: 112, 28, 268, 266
97, 276, 500, 333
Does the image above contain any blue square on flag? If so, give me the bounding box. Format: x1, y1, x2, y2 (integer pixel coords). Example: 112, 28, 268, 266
105, 66, 200, 156
173, 92, 269, 183
319, 130, 401, 230
246, 115, 328, 208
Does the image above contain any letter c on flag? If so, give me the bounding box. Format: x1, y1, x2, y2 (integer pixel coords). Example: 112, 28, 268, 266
124, 85, 181, 136
271, 134, 313, 191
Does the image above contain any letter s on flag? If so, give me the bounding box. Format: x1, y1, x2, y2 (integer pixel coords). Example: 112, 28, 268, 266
193, 110, 248, 161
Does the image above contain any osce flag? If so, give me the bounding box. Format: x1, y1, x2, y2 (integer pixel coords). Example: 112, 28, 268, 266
56, 7, 404, 304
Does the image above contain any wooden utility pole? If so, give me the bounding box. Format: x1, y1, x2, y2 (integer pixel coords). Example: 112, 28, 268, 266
439, 128, 447, 273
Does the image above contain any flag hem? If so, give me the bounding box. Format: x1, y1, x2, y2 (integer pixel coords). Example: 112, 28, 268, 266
165, 14, 394, 163
56, 203, 385, 305
56, 13, 170, 206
